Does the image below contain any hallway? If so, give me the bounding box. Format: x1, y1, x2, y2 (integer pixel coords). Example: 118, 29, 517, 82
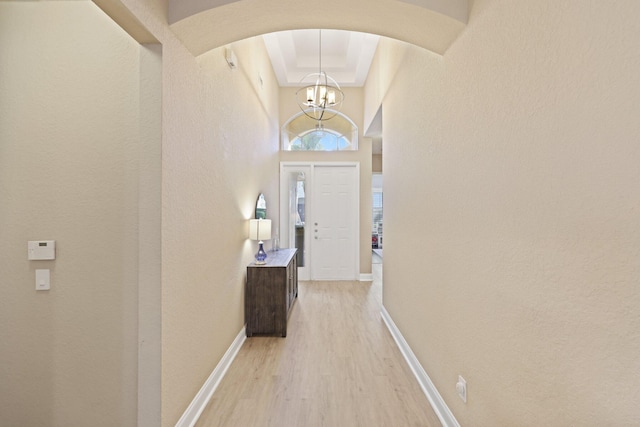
196, 263, 441, 426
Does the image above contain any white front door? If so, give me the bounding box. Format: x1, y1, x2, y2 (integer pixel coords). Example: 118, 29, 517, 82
311, 165, 358, 280
280, 163, 359, 281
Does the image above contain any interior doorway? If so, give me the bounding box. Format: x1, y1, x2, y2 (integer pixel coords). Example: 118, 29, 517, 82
280, 162, 360, 281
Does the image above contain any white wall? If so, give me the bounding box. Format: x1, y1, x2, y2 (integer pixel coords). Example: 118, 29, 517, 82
160, 34, 281, 425
366, 0, 640, 425
0, 3, 145, 425
0, 2, 281, 426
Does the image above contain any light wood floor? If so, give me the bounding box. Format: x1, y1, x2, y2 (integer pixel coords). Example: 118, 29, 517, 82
196, 263, 442, 427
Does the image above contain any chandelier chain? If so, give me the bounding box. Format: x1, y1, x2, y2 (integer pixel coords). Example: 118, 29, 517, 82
318, 29, 322, 74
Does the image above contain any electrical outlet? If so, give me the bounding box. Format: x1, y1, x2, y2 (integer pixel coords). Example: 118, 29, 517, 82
456, 375, 467, 403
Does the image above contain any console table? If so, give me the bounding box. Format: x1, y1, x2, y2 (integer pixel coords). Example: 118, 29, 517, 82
245, 248, 298, 337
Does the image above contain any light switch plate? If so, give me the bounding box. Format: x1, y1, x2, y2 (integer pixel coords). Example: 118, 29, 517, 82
36, 269, 50, 291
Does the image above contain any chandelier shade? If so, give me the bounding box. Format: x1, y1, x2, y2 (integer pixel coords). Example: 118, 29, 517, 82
295, 30, 344, 122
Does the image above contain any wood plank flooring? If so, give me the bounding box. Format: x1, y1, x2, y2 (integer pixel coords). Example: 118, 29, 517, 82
196, 263, 442, 427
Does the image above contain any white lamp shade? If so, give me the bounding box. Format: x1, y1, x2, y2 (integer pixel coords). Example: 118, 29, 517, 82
249, 219, 271, 241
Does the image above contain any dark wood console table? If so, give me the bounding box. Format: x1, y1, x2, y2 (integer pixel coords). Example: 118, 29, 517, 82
245, 248, 298, 337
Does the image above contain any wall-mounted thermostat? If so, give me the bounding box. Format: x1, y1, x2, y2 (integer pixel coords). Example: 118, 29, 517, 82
28, 240, 56, 260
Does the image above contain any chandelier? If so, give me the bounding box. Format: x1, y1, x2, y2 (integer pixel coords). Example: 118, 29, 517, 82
295, 30, 344, 122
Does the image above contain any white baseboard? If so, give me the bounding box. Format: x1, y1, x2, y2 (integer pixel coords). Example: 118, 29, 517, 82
381, 306, 460, 427
359, 273, 373, 281
175, 327, 247, 427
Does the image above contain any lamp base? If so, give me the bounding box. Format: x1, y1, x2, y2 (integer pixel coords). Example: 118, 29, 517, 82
255, 241, 267, 265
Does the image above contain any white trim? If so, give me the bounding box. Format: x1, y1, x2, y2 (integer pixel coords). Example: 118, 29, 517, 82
380, 306, 460, 427
359, 273, 373, 281
175, 327, 247, 427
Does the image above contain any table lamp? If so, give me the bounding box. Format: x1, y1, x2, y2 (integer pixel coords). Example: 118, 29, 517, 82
249, 218, 271, 264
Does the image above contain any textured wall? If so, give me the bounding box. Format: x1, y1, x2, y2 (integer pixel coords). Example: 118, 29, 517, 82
0, 2, 280, 425
90, 0, 285, 424
159, 35, 281, 426
0, 3, 142, 425
368, 0, 640, 425
87, 1, 282, 424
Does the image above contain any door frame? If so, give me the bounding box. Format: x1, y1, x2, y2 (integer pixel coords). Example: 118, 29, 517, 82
280, 161, 360, 281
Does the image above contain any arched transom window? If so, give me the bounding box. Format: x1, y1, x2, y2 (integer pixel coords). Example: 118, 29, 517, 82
282, 110, 358, 151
